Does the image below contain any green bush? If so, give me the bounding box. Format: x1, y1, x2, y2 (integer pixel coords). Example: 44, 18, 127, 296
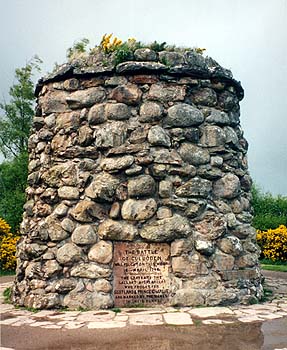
251, 185, 287, 231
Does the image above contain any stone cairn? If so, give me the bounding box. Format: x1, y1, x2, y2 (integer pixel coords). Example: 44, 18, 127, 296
12, 47, 263, 310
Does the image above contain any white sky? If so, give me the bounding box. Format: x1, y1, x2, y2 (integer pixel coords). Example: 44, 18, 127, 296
0, 0, 286, 195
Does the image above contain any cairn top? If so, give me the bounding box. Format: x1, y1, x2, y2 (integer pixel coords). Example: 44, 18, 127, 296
36, 47, 243, 99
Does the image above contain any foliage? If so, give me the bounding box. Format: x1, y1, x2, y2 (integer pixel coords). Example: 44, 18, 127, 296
66, 34, 207, 66
0, 152, 28, 231
3, 287, 12, 304
0, 56, 41, 159
256, 225, 287, 262
66, 38, 90, 60
0, 217, 20, 271
0, 217, 11, 239
100, 34, 122, 53
149, 41, 167, 52
251, 185, 287, 230
260, 264, 287, 272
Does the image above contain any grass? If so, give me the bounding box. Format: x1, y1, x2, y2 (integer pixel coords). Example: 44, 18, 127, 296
0, 270, 15, 277
3, 287, 12, 304
260, 259, 287, 272
261, 264, 287, 272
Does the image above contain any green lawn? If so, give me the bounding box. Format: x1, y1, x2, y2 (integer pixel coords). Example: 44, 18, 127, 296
0, 270, 16, 277
260, 264, 287, 272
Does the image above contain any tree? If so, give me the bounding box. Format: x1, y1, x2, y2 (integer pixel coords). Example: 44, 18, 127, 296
0, 153, 28, 231
0, 57, 41, 231
0, 56, 42, 158
252, 184, 287, 230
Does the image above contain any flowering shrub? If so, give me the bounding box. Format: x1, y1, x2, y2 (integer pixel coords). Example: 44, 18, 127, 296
256, 225, 287, 262
0, 217, 20, 271
0, 218, 11, 239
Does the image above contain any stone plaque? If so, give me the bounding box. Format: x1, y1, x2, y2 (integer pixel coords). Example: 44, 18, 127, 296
114, 242, 171, 307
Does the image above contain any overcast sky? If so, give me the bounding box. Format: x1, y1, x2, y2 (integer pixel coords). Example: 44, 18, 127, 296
0, 0, 286, 195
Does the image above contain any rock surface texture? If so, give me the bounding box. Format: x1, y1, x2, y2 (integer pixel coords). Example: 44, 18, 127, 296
13, 48, 262, 310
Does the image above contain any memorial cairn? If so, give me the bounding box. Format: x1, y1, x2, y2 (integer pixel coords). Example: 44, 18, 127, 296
12, 37, 263, 310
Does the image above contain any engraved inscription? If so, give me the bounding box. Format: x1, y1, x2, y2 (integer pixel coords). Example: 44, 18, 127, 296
114, 242, 171, 307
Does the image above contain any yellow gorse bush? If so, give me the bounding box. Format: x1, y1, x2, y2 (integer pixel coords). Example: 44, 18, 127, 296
100, 33, 122, 53
256, 225, 287, 262
0, 217, 11, 238
0, 217, 20, 271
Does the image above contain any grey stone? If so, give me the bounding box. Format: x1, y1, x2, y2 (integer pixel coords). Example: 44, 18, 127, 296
157, 206, 172, 219
165, 104, 204, 127
61, 218, 75, 233
148, 84, 186, 102
95, 121, 127, 148
139, 101, 163, 122
128, 175, 155, 197
151, 149, 182, 165
159, 51, 185, 66
191, 88, 217, 106
218, 90, 238, 111
210, 156, 223, 167
55, 111, 80, 132
58, 186, 79, 200
100, 155, 134, 172
98, 219, 137, 241
47, 278, 77, 293
185, 200, 206, 218
44, 113, 56, 128
70, 263, 111, 279
56, 243, 82, 265
78, 125, 94, 146
175, 177, 212, 197
217, 236, 243, 256
121, 198, 157, 221
54, 203, 69, 217
105, 76, 128, 86
171, 238, 193, 256
134, 48, 158, 61
93, 279, 112, 293
66, 87, 106, 108
116, 61, 166, 73
224, 126, 239, 146
105, 103, 130, 120
140, 214, 192, 242
71, 225, 97, 245
45, 216, 69, 242
159, 180, 173, 198
42, 260, 62, 278
197, 165, 223, 180
109, 83, 142, 105
40, 91, 68, 114
85, 173, 120, 202
232, 224, 257, 239
200, 125, 226, 147
194, 214, 227, 240
41, 162, 77, 187
125, 165, 143, 176
88, 241, 113, 264
148, 125, 171, 147
171, 253, 208, 278
205, 108, 230, 125
109, 202, 121, 219
179, 143, 210, 165
194, 238, 215, 255
172, 289, 205, 307
213, 251, 235, 271
237, 253, 257, 268
184, 275, 219, 290
70, 200, 106, 222
213, 173, 241, 199
88, 103, 107, 124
